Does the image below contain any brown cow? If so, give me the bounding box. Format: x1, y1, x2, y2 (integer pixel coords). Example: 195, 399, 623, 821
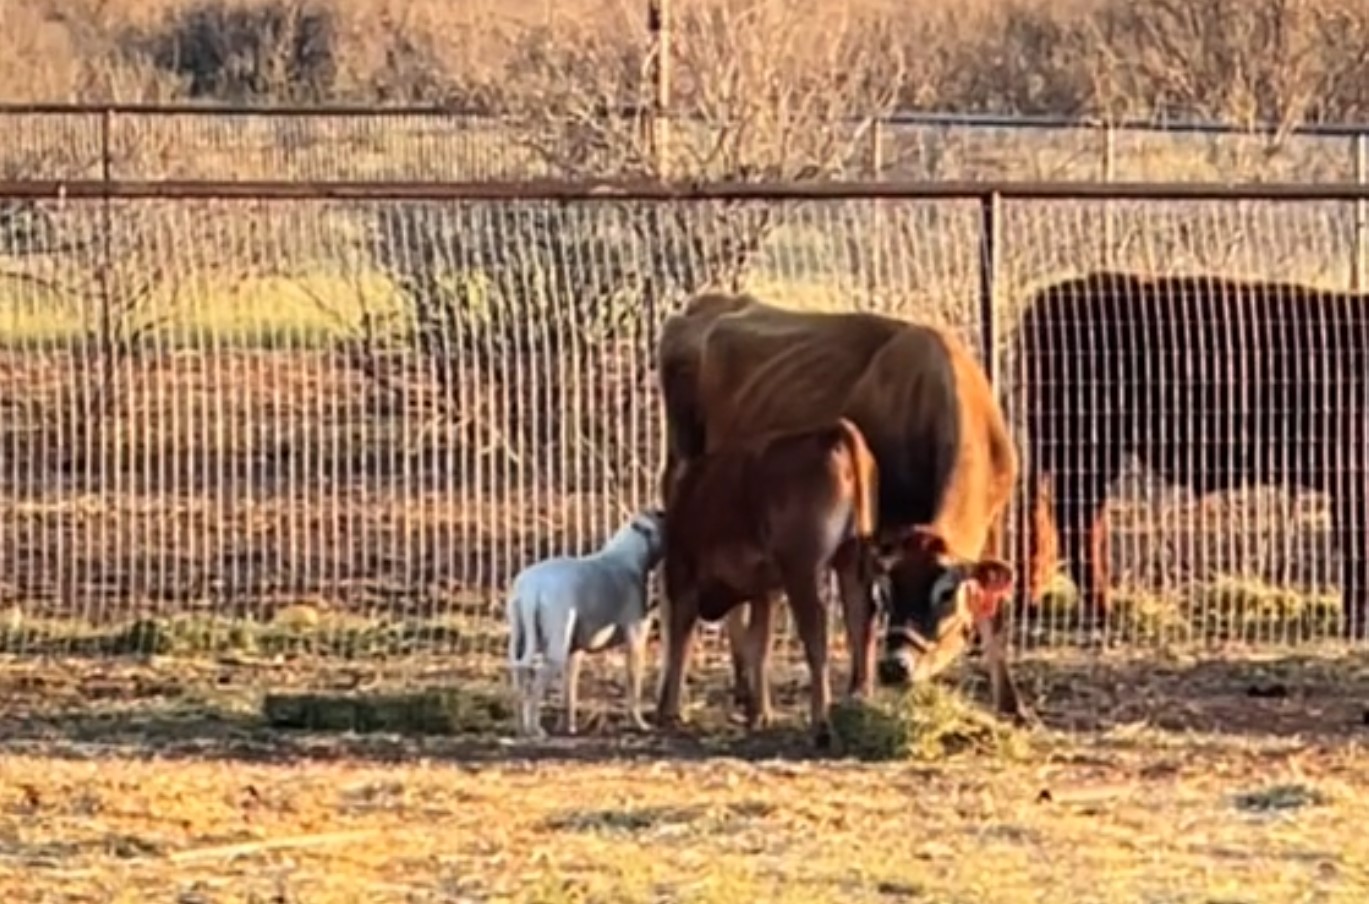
657, 417, 890, 747
1016, 271, 1369, 636
657, 292, 1028, 721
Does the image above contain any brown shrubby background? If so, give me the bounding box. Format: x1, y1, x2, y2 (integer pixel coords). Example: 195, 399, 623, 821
12, 0, 1369, 124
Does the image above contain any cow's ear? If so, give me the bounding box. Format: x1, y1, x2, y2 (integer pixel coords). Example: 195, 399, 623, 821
906, 525, 949, 559
872, 538, 904, 572
971, 558, 1015, 596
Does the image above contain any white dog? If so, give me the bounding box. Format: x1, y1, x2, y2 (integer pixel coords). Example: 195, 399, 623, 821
506, 508, 666, 738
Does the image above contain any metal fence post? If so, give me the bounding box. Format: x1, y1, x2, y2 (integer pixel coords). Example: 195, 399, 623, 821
979, 191, 1002, 386
647, 0, 672, 179
1102, 124, 1116, 268
868, 119, 885, 308
1354, 132, 1366, 291
98, 105, 114, 366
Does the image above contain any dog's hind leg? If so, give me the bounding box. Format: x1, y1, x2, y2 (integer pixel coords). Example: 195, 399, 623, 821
525, 600, 562, 740
526, 664, 550, 739
507, 595, 528, 736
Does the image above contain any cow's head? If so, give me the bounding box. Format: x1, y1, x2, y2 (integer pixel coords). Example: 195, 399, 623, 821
873, 525, 1014, 687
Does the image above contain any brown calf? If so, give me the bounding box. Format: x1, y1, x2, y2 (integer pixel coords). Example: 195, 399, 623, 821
656, 417, 887, 748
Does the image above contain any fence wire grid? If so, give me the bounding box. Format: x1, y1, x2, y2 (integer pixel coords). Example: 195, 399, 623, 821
1, 108, 1367, 185
0, 190, 1366, 684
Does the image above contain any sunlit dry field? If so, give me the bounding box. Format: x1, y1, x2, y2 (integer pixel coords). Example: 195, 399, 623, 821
1, 647, 1367, 903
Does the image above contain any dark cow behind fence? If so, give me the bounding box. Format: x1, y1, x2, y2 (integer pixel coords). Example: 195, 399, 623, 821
1016, 271, 1369, 637
657, 293, 1027, 720
656, 417, 888, 747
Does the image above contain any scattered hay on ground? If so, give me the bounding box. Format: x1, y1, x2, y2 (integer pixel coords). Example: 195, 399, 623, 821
262, 686, 512, 735
829, 683, 1034, 762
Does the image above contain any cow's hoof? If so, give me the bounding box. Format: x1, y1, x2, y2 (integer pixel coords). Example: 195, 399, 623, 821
654, 712, 687, 733
1007, 704, 1040, 729
744, 708, 774, 732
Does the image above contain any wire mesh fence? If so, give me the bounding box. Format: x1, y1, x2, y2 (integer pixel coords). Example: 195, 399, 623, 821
2, 105, 1369, 184
0, 185, 1365, 686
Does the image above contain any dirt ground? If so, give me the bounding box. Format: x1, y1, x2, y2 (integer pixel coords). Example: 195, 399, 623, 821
1, 647, 1367, 904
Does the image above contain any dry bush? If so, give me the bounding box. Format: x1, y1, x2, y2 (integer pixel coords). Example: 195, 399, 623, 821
142, 0, 340, 101
5, 0, 1369, 129
352, 0, 907, 481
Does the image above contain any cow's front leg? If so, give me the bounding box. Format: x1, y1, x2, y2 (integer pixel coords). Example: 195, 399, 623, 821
742, 595, 777, 731
785, 575, 832, 749
656, 587, 698, 730
975, 613, 1036, 726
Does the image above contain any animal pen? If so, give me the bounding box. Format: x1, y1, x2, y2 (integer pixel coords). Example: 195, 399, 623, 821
1, 175, 1367, 695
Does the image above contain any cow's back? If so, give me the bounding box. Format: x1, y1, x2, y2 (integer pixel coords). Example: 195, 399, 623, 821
677, 299, 1012, 552
1017, 271, 1369, 492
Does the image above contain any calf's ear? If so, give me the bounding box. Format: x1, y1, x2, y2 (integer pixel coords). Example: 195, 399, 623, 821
874, 525, 949, 571
971, 558, 1015, 596
905, 525, 949, 558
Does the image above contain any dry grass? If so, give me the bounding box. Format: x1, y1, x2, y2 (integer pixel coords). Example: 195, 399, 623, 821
0, 649, 1367, 902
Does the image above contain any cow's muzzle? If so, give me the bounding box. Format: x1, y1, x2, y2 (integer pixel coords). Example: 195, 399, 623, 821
877, 625, 932, 687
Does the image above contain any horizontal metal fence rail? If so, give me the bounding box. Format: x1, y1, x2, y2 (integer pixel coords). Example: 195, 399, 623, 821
0, 178, 1365, 689
2, 101, 1368, 139
12, 177, 1369, 200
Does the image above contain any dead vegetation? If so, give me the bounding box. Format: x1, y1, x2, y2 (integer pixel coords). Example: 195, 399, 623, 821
0, 650, 1367, 902
3, 0, 1369, 184
12, 0, 1369, 126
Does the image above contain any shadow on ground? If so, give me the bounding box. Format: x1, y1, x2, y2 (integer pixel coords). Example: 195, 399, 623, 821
0, 648, 1366, 766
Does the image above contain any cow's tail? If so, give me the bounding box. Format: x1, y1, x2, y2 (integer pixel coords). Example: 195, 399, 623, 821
834, 417, 879, 540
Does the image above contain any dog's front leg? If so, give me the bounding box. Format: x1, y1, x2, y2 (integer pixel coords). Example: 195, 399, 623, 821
559, 650, 584, 735
624, 621, 650, 731
509, 664, 528, 736
528, 664, 551, 740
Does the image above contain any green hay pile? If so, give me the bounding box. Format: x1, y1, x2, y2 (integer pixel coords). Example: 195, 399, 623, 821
829, 683, 1033, 763
262, 687, 512, 736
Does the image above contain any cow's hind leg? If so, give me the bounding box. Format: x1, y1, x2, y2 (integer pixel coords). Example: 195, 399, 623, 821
723, 605, 753, 714
1336, 472, 1369, 640
741, 594, 778, 731
832, 542, 876, 700
1050, 464, 1115, 638
783, 571, 832, 749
